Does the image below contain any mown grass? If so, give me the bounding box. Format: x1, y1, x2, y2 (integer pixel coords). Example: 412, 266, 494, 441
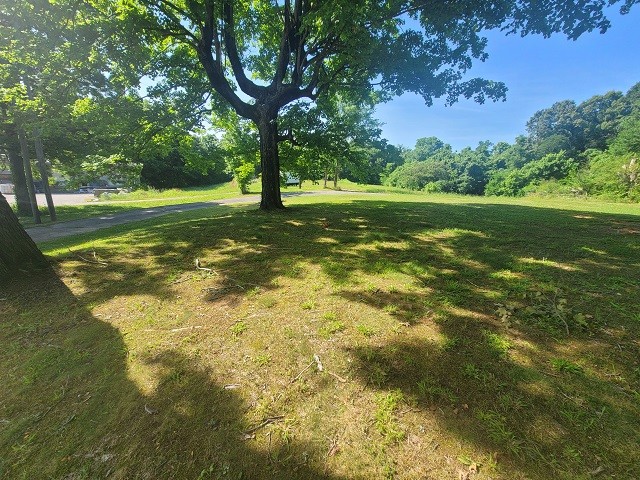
2, 193, 639, 479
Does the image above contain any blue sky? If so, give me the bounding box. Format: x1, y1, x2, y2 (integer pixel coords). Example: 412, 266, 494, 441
375, 6, 640, 151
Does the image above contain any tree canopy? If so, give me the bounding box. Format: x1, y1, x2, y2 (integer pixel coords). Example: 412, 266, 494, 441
111, 0, 638, 208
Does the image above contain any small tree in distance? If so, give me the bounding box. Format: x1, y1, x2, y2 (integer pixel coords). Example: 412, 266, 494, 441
115, 0, 636, 209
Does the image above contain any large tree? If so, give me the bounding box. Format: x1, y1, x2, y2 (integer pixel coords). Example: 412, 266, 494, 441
0, 192, 49, 278
117, 0, 637, 209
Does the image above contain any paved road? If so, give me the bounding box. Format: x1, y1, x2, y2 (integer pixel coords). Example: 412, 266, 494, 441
5, 193, 95, 206
24, 190, 356, 243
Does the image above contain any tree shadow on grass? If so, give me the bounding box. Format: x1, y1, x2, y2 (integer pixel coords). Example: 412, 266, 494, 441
41, 198, 640, 478
0, 275, 346, 479
347, 310, 640, 478
53, 200, 639, 307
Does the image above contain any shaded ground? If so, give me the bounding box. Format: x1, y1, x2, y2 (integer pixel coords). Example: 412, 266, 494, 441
2, 196, 639, 479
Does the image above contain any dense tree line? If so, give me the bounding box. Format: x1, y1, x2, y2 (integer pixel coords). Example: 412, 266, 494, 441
384, 82, 640, 201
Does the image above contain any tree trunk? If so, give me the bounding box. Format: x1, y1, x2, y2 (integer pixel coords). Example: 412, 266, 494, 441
33, 128, 56, 221
257, 117, 284, 210
17, 127, 41, 224
4, 123, 31, 216
333, 159, 339, 189
0, 192, 49, 279
23, 81, 56, 220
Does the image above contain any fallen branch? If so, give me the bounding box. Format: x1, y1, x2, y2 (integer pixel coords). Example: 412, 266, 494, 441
243, 415, 284, 435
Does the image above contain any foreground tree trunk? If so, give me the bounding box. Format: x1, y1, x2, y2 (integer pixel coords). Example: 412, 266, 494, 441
4, 123, 31, 216
257, 117, 284, 210
0, 192, 49, 278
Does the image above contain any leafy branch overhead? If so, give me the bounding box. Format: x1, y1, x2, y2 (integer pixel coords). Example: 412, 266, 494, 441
125, 0, 639, 111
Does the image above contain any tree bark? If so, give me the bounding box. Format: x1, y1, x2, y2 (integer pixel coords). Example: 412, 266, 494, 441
33, 128, 56, 221
4, 123, 31, 216
17, 127, 41, 224
0, 192, 49, 279
257, 117, 284, 210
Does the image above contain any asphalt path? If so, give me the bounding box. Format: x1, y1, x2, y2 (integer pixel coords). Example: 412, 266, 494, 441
5, 193, 95, 206
24, 190, 356, 244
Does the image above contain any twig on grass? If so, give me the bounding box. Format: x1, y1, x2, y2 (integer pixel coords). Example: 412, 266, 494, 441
290, 355, 348, 384
243, 415, 285, 435
314, 354, 324, 372
170, 275, 191, 285
290, 360, 315, 384
169, 325, 203, 333
555, 311, 571, 336
69, 249, 108, 266
56, 413, 76, 431
142, 326, 204, 333
195, 258, 215, 273
327, 371, 348, 383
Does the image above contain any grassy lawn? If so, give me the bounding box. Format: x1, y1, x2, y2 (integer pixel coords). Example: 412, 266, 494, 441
2, 193, 639, 479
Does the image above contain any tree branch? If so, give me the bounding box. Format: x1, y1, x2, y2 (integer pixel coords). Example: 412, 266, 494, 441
274, 0, 292, 86
142, 0, 198, 44
196, 19, 256, 121
222, 0, 266, 99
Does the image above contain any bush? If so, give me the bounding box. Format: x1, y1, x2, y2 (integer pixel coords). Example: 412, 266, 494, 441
384, 160, 454, 191
234, 163, 256, 194
578, 150, 640, 200
485, 152, 578, 196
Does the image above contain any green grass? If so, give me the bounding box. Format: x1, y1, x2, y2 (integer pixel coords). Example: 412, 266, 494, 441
2, 193, 639, 479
